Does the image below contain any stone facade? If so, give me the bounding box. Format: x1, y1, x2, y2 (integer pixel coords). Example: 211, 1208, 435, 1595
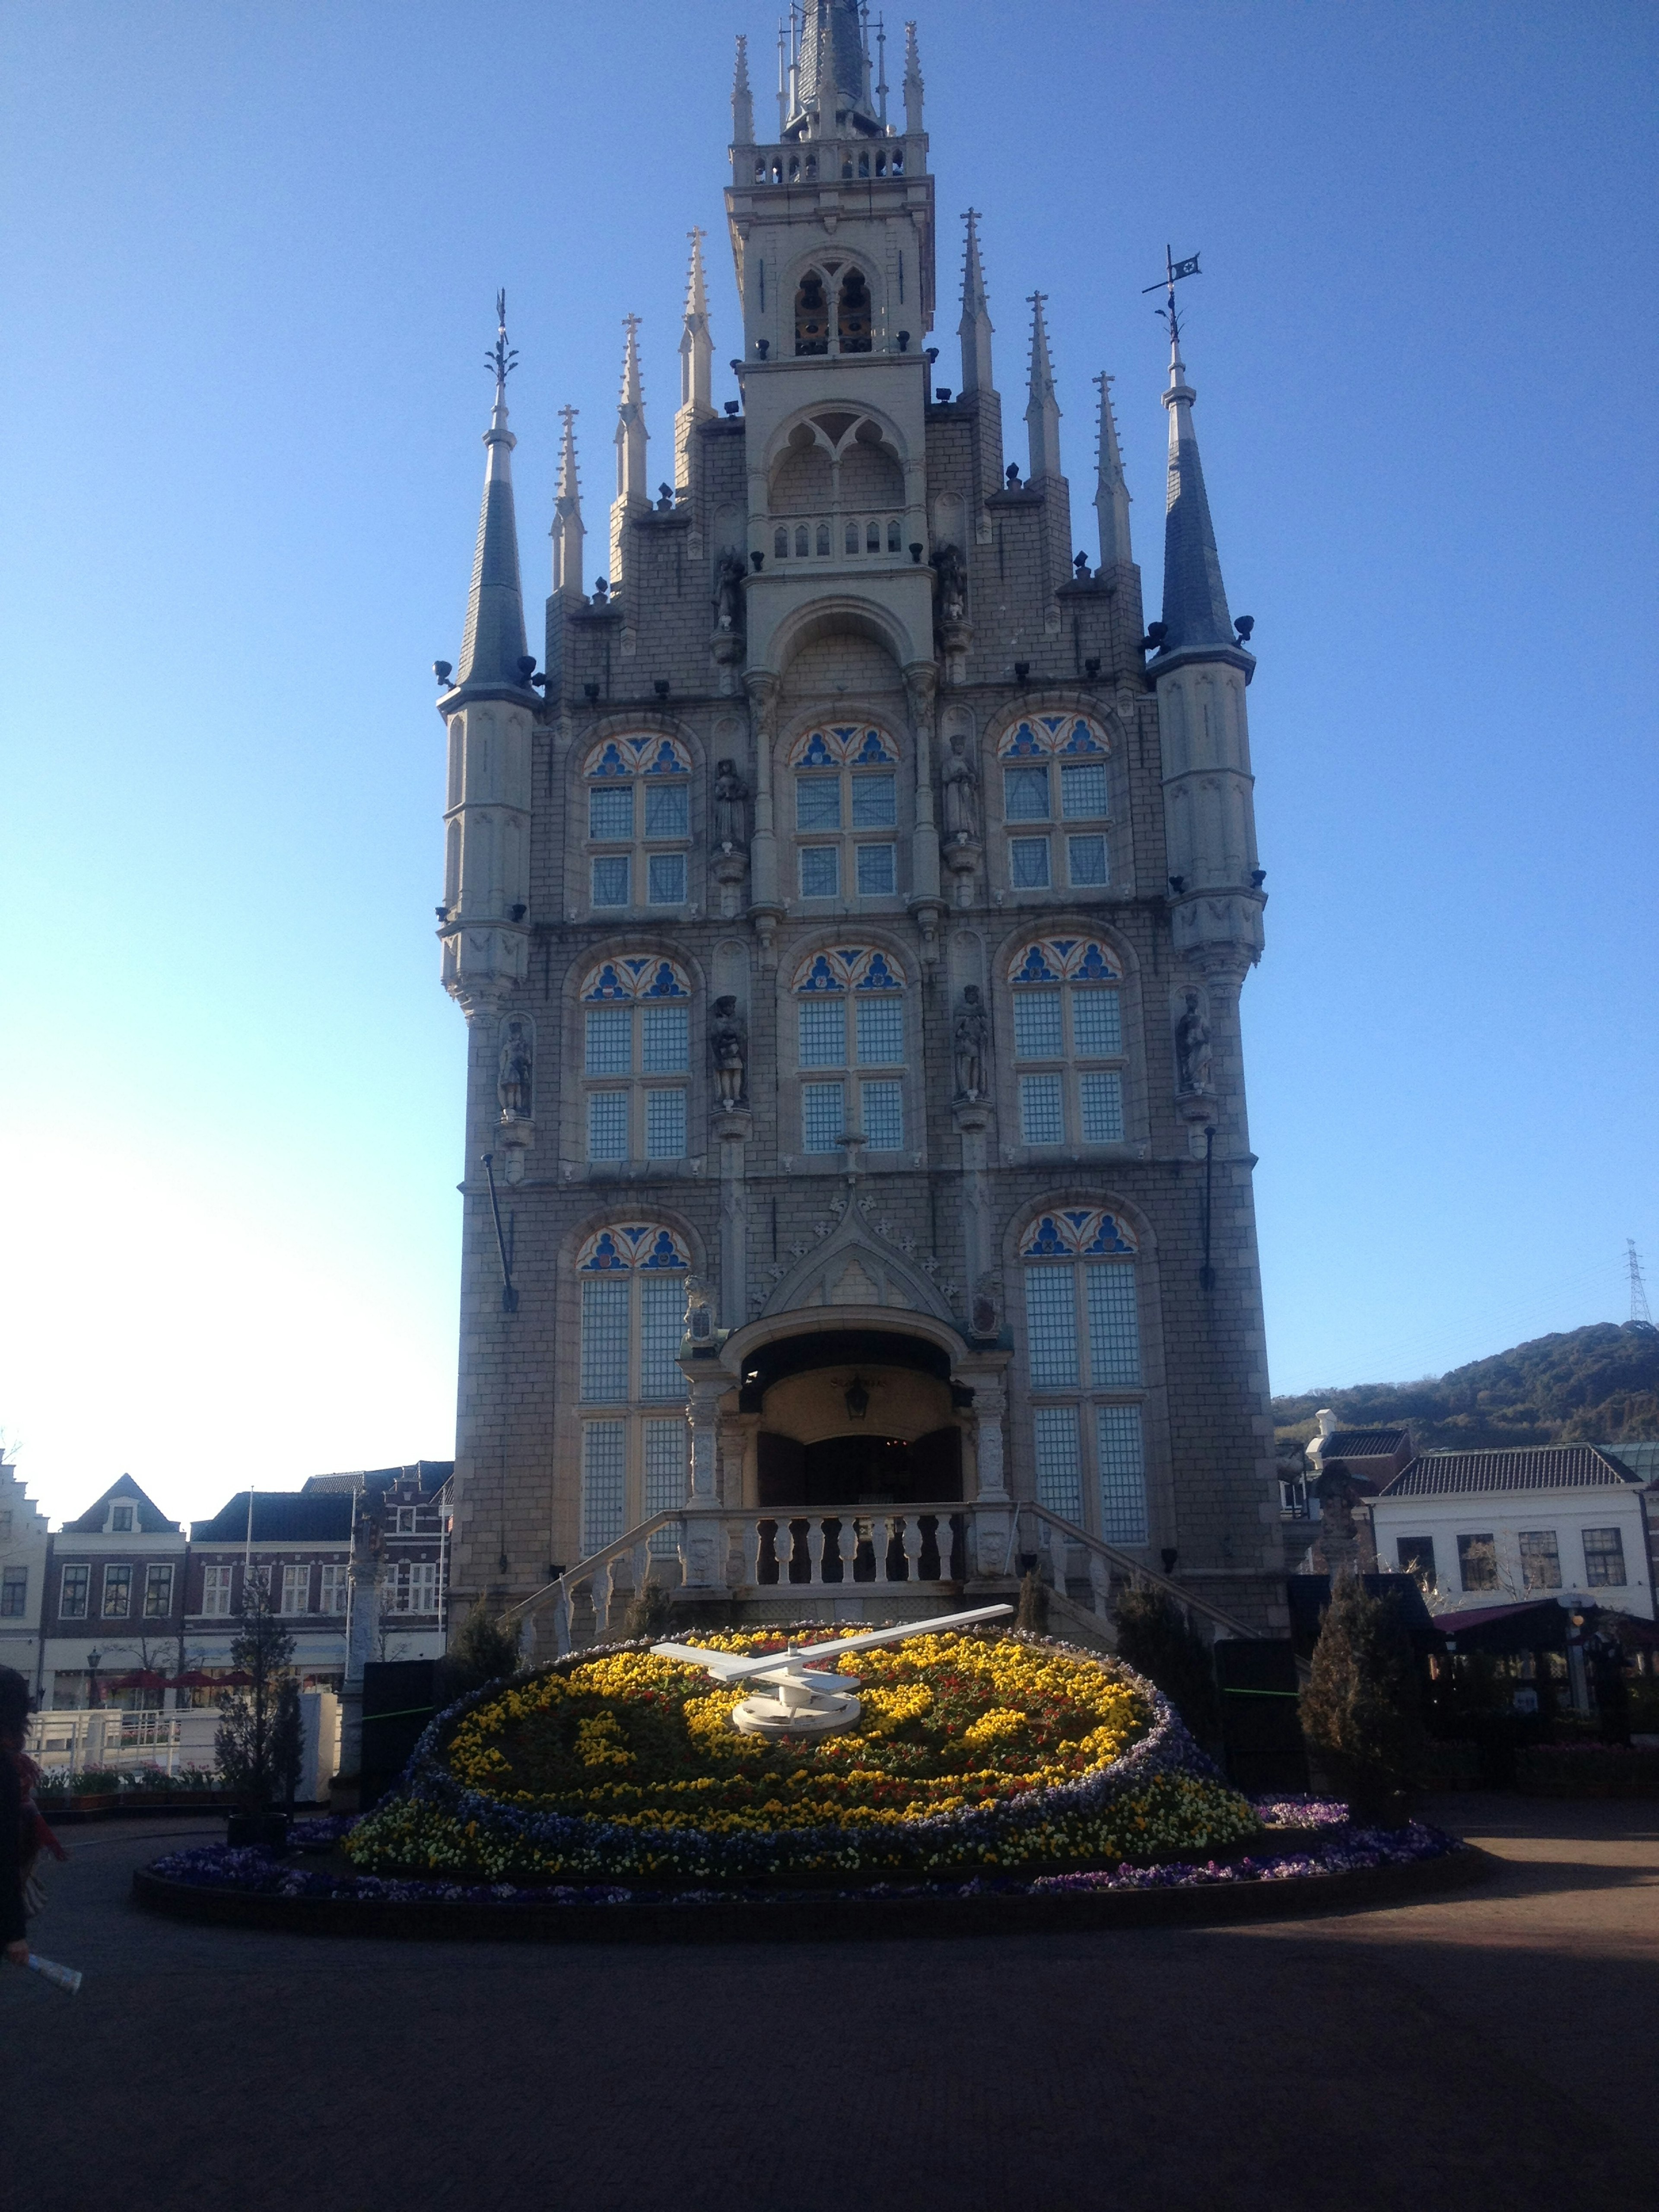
435, 8, 1284, 1631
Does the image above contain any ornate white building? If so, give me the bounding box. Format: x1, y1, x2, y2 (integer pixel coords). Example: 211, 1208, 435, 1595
434, 4, 1282, 1647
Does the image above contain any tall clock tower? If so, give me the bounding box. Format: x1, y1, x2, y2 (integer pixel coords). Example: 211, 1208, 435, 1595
434, 3, 1282, 1647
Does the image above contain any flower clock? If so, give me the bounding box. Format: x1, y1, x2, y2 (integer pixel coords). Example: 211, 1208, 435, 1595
345, 1624, 1262, 1886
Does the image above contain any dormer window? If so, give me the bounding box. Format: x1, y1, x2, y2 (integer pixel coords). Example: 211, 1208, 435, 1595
111, 1504, 134, 1533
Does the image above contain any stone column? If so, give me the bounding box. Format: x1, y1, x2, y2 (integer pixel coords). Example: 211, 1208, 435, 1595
681, 1374, 725, 1589
957, 1356, 1014, 1585
335, 1501, 382, 1802
716, 1112, 752, 1327
744, 669, 782, 931
953, 1098, 992, 1310
904, 660, 943, 907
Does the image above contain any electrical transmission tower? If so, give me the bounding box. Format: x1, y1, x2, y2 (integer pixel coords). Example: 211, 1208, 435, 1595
1628, 1239, 1653, 1328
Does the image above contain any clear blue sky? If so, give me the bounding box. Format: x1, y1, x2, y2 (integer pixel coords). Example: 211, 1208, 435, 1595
2, 2, 1655, 1528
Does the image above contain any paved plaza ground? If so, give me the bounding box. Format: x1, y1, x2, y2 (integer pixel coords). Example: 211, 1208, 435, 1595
2, 1795, 1654, 2212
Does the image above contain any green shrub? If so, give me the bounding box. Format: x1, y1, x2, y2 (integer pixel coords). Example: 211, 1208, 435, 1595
1111, 1586, 1222, 1749
1301, 1573, 1424, 1815
435, 1600, 522, 1703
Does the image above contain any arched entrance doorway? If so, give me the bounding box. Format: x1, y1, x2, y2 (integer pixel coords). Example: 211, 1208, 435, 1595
740, 1327, 966, 1510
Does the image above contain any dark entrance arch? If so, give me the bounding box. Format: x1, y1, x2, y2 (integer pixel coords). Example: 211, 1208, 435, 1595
756, 1426, 963, 1510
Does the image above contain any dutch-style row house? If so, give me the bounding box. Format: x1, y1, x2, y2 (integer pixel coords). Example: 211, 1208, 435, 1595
16, 1463, 451, 1710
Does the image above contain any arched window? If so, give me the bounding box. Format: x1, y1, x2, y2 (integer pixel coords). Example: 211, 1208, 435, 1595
836, 267, 873, 351
997, 714, 1113, 891
791, 946, 907, 1154
794, 269, 830, 355
1019, 1210, 1147, 1546
790, 725, 901, 901
580, 957, 692, 1164
583, 734, 693, 912
576, 1223, 690, 1554
1008, 938, 1127, 1147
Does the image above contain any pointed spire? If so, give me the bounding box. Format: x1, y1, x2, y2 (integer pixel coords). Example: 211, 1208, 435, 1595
613, 313, 648, 509
903, 19, 924, 134
1093, 372, 1133, 567
1157, 327, 1235, 656
788, 0, 878, 138
455, 291, 529, 692
551, 405, 584, 597
678, 229, 713, 420
958, 210, 995, 395
731, 32, 754, 146
1024, 292, 1063, 484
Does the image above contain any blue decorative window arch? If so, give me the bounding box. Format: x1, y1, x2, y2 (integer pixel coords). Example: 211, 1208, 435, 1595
583, 735, 693, 911
1019, 1207, 1147, 1548
576, 1222, 691, 1554
580, 959, 693, 1166
1009, 939, 1127, 1148
998, 715, 1113, 891
789, 946, 907, 1154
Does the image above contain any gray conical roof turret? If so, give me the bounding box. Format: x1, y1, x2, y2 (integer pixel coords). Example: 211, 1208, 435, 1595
455, 299, 530, 693
1157, 333, 1235, 658
786, 0, 880, 136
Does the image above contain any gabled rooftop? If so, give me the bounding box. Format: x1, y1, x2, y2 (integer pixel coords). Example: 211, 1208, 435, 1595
1377, 1446, 1641, 1498
60, 1473, 181, 1536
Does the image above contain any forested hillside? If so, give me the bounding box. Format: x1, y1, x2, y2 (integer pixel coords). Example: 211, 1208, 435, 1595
1272, 1322, 1659, 1454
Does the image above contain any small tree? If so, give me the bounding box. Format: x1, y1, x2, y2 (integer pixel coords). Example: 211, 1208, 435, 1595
1112, 1586, 1222, 1749
624, 1580, 677, 1640
435, 1599, 521, 1704
1014, 1568, 1050, 1634
1301, 1571, 1424, 1818
215, 1574, 297, 1812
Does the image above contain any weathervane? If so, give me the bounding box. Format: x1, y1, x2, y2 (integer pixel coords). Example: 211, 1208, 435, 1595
487, 289, 519, 388
1142, 245, 1201, 352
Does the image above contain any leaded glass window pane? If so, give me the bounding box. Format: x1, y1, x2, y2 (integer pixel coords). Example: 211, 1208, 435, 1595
648, 852, 686, 904
585, 1005, 632, 1075
852, 772, 896, 828
799, 1001, 846, 1068
587, 1092, 628, 1161
1014, 990, 1062, 1058
644, 1419, 686, 1553
800, 846, 840, 897
1086, 1261, 1141, 1385
646, 1088, 686, 1158
1096, 1406, 1147, 1545
1004, 765, 1050, 821
589, 787, 633, 841
860, 1080, 903, 1150
641, 1004, 689, 1073
639, 1278, 688, 1402
796, 778, 841, 830
1019, 1073, 1063, 1145
581, 1422, 626, 1553
580, 1278, 630, 1402
1060, 761, 1109, 819
1010, 836, 1051, 887
644, 784, 689, 839
591, 855, 630, 906
856, 843, 896, 895
1067, 835, 1109, 886
802, 1080, 845, 1153
1033, 1405, 1082, 1521
1072, 988, 1122, 1057
1584, 1527, 1627, 1586
1518, 1530, 1562, 1591
1457, 1534, 1498, 1592
1080, 1071, 1125, 1144
1024, 1266, 1078, 1388
855, 997, 903, 1065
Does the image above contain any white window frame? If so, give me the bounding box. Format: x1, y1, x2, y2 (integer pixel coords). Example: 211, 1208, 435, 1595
576, 1224, 691, 1549
789, 726, 902, 908
579, 956, 692, 1166
1020, 1209, 1148, 1549
100, 1564, 133, 1618
58, 1564, 89, 1620
280, 1563, 312, 1615
582, 733, 693, 915
201, 1563, 235, 1618
1, 1566, 28, 1618
319, 1563, 348, 1616
143, 1563, 174, 1618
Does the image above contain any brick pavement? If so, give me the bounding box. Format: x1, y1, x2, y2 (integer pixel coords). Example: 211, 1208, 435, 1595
2, 1798, 1654, 2212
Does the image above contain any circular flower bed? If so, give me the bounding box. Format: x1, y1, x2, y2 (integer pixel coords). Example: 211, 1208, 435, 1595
343, 1626, 1261, 1885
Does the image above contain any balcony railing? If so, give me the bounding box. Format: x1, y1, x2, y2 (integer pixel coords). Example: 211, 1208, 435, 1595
766, 514, 916, 566
502, 1500, 1258, 1657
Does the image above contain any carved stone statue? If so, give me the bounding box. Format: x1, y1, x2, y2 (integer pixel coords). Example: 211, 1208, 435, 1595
1174, 991, 1213, 1095
713, 760, 750, 850
953, 985, 989, 1099
496, 1019, 533, 1120
941, 730, 980, 845
683, 1274, 716, 1344
710, 994, 747, 1107
934, 540, 967, 627
713, 549, 746, 632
